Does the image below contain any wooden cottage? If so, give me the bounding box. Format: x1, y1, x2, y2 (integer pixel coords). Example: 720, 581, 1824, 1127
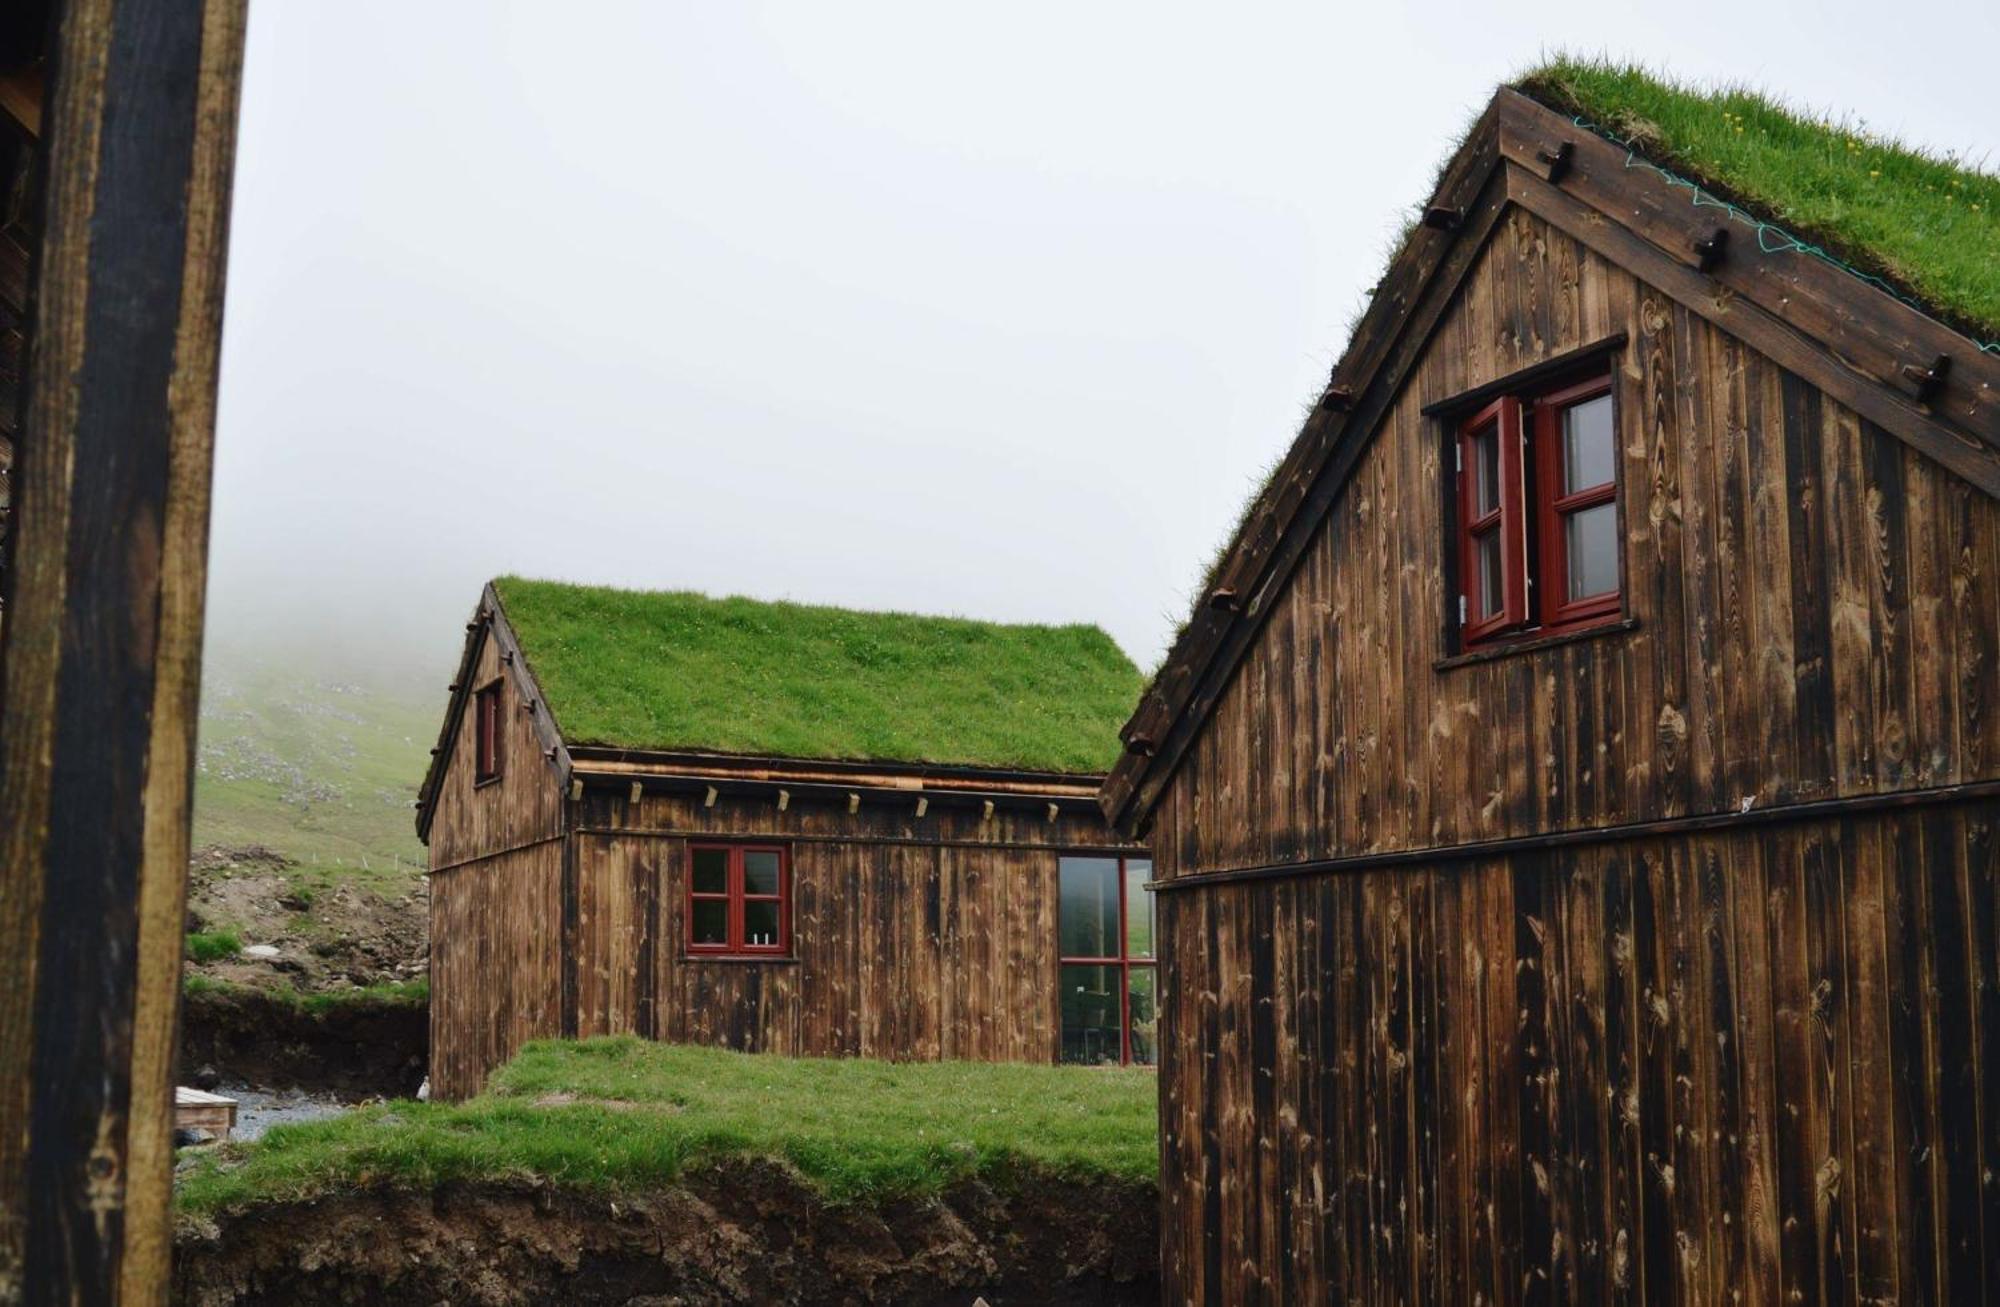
419, 578, 1157, 1099
1103, 77, 2000, 1303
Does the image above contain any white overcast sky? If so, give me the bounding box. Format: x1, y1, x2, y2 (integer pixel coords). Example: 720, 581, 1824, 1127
205, 0, 1998, 679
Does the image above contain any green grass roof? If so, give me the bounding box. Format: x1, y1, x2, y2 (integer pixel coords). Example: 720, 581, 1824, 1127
1518, 58, 2000, 345
490, 577, 1141, 774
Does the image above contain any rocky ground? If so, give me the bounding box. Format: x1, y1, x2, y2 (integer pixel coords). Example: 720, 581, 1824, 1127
184, 843, 428, 994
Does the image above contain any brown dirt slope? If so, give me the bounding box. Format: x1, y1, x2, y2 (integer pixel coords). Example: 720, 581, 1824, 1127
173, 1163, 1158, 1307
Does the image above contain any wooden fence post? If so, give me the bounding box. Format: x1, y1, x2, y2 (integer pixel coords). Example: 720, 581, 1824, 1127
0, 0, 247, 1301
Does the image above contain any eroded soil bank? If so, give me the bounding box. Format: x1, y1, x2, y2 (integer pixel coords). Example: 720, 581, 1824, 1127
173, 1162, 1158, 1307
178, 982, 427, 1101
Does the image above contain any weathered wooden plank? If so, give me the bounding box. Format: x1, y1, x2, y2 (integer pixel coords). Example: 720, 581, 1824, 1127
0, 1, 247, 1299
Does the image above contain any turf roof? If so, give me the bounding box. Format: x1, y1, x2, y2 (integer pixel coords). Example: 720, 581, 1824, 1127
491, 577, 1142, 774
1518, 58, 2000, 346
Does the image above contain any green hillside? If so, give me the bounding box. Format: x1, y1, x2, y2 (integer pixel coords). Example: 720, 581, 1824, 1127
194, 654, 434, 877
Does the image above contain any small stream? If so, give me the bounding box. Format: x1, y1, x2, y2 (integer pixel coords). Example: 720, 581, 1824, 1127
217, 1083, 350, 1142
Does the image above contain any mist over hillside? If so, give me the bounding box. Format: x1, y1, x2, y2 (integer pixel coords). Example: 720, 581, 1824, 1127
194, 633, 447, 874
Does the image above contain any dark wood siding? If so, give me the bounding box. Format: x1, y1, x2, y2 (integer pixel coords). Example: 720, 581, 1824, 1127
1147, 208, 2000, 883
429, 761, 1142, 1097
569, 789, 1139, 1064
1146, 204, 2000, 1303
1157, 804, 1998, 1305
428, 841, 563, 1100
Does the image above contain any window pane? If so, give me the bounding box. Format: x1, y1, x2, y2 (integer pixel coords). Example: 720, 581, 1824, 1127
691, 898, 728, 945
1059, 857, 1120, 958
1476, 529, 1504, 619
691, 848, 728, 895
743, 850, 782, 896
1125, 860, 1154, 959
1059, 964, 1121, 1065
1470, 422, 1500, 516
1565, 501, 1619, 600
743, 899, 781, 948
1128, 967, 1158, 1067
1561, 393, 1615, 492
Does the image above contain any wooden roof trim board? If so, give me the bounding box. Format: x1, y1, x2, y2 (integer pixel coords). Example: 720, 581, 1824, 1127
414, 580, 573, 842
1100, 85, 2000, 836
565, 745, 1106, 796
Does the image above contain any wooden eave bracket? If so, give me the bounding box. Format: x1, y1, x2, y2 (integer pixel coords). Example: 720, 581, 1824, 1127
1901, 353, 1951, 404
1494, 87, 2000, 496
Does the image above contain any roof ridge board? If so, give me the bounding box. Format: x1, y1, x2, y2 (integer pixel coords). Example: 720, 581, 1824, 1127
1498, 90, 2000, 464
412, 606, 489, 841
1511, 77, 2000, 355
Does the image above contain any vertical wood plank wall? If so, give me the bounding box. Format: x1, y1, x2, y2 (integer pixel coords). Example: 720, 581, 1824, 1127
428, 843, 562, 1101
568, 791, 1138, 1067
1158, 807, 1998, 1305
1148, 208, 2000, 883
1147, 205, 2000, 1304
426, 632, 567, 1098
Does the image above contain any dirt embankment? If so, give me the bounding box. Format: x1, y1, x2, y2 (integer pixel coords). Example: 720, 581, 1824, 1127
186, 844, 427, 992
174, 1164, 1158, 1307
179, 983, 427, 1101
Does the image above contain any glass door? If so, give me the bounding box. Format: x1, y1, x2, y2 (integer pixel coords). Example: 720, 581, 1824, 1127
1057, 855, 1156, 1066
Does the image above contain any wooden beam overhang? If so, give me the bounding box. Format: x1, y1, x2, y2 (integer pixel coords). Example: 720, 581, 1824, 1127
564, 745, 1106, 800
413, 580, 572, 843
1100, 85, 2000, 838
571, 767, 1106, 818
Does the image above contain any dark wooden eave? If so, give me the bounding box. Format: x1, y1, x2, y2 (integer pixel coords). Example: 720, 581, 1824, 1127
414, 580, 573, 843
1100, 86, 2000, 837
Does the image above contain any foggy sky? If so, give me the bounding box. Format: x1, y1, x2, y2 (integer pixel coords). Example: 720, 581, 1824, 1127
205, 1, 1999, 680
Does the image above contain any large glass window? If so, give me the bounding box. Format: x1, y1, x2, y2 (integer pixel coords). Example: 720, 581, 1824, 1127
686, 843, 789, 957
1059, 855, 1156, 1066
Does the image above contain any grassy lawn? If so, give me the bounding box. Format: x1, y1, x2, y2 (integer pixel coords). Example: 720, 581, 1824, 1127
176, 1038, 1157, 1214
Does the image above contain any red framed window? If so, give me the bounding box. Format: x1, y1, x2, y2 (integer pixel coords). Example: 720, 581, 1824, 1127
1453, 371, 1620, 647
687, 843, 790, 957
1058, 855, 1156, 1067
472, 681, 502, 784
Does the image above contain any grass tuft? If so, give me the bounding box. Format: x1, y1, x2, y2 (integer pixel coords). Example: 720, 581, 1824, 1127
184, 930, 243, 964
181, 974, 429, 1011
176, 1038, 1155, 1214
492, 578, 1144, 774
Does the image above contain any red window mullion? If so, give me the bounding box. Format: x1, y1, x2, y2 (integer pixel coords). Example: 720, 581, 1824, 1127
1533, 379, 1620, 633
1458, 396, 1528, 645
687, 843, 790, 957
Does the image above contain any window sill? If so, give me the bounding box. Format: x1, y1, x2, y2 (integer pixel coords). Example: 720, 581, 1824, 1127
1435, 615, 1638, 671
681, 953, 799, 966
473, 775, 503, 790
